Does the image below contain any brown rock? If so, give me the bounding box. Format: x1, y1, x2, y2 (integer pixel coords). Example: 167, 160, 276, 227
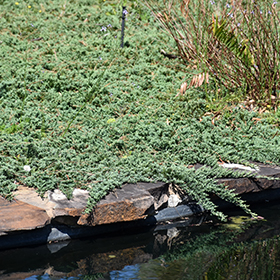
13, 185, 55, 218
11, 183, 169, 227
218, 163, 280, 194
0, 197, 50, 235
78, 182, 169, 226
218, 177, 257, 194
13, 187, 89, 224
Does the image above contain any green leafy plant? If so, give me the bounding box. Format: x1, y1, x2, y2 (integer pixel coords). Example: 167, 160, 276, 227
211, 16, 255, 68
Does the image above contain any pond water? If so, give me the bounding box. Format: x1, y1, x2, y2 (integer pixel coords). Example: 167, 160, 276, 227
1, 201, 280, 280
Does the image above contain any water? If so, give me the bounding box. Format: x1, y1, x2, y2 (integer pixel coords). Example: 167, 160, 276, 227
1, 201, 280, 280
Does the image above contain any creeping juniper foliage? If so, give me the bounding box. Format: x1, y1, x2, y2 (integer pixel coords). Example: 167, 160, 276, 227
0, 0, 280, 220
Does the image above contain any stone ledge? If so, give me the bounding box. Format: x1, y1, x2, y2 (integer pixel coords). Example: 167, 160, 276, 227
218, 162, 280, 194
1, 162, 280, 249
0, 197, 50, 236
78, 182, 170, 226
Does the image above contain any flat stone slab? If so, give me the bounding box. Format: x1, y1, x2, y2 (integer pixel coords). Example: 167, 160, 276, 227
1, 162, 280, 249
9, 182, 170, 228
0, 197, 50, 236
78, 182, 169, 226
218, 162, 280, 194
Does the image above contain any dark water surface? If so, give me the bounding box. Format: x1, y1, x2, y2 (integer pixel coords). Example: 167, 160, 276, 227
1, 201, 280, 280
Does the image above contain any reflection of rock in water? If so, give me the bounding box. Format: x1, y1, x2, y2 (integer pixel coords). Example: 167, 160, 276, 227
167, 227, 180, 249
151, 215, 208, 258
132, 253, 153, 265
226, 201, 280, 244
167, 227, 180, 239
47, 240, 70, 254
0, 213, 209, 279
75, 247, 148, 274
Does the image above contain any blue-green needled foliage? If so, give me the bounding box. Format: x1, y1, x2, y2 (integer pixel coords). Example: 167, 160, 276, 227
0, 0, 280, 220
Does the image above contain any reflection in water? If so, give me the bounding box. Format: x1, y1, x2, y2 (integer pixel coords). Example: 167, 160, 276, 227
1, 201, 280, 279
138, 202, 280, 280
139, 232, 280, 280
0, 216, 205, 279
110, 264, 140, 280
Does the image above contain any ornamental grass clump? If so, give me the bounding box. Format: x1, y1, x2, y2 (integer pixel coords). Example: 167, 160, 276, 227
146, 0, 280, 109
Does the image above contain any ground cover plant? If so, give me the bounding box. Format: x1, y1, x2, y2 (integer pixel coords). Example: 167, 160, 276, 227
1, 0, 280, 220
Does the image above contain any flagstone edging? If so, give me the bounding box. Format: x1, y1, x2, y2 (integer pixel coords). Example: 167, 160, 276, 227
1, 162, 280, 250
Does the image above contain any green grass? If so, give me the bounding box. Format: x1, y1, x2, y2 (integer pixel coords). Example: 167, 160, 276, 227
1, 0, 280, 220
